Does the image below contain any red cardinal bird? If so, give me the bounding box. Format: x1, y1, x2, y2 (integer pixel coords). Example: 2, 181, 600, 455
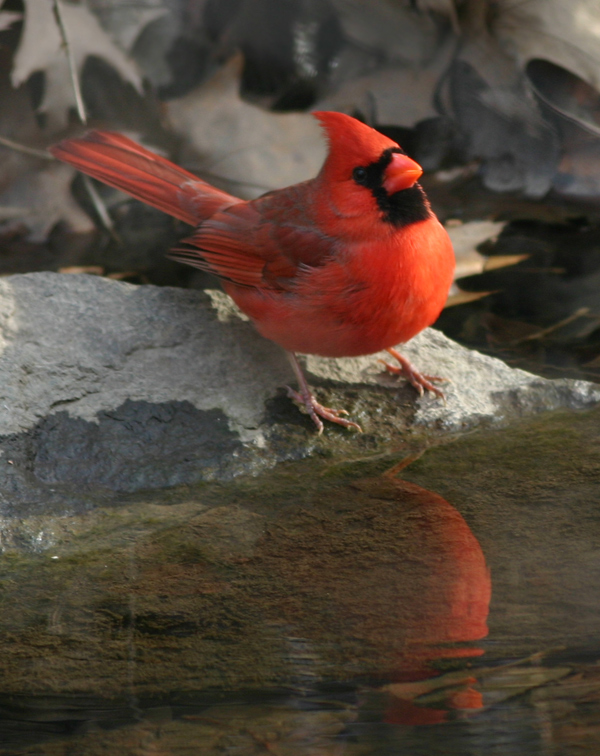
50, 112, 455, 433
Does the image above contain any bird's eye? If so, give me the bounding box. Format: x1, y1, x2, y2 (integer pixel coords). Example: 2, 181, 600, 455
353, 166, 367, 184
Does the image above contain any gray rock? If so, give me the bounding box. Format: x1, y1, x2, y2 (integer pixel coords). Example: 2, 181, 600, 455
0, 271, 598, 513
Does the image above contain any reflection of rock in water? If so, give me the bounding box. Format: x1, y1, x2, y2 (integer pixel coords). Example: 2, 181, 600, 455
0, 465, 490, 740
253, 474, 491, 723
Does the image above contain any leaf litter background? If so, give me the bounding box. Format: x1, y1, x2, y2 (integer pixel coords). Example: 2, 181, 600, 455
1, 0, 600, 385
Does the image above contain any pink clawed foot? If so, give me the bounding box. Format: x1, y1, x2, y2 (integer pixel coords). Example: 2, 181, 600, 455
286, 353, 362, 434
286, 386, 362, 434
380, 347, 448, 400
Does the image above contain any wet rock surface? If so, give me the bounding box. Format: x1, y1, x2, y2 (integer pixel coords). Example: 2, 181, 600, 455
0, 271, 599, 514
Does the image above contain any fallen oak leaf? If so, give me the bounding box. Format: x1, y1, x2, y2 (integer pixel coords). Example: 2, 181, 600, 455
86, 0, 168, 52
330, 0, 443, 65
494, 0, 600, 95
165, 54, 326, 199
316, 34, 457, 128
445, 219, 529, 286
0, 160, 94, 241
447, 220, 506, 279
444, 2, 560, 197
0, 27, 101, 241
11, 0, 143, 128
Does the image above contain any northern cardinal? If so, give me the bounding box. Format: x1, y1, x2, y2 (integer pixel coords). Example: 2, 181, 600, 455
50, 112, 455, 433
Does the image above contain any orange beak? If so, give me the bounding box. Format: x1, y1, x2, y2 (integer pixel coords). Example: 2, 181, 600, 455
383, 153, 423, 194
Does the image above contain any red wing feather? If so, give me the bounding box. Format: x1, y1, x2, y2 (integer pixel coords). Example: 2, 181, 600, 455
170, 203, 269, 288
169, 193, 337, 291
50, 130, 239, 226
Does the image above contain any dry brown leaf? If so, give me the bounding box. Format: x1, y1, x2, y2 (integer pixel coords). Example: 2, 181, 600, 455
445, 288, 492, 308
86, 0, 169, 52
485, 254, 529, 272
330, 0, 443, 65
527, 60, 600, 138
447, 220, 507, 279
448, 3, 559, 196
11, 0, 143, 128
0, 33, 95, 240
166, 55, 326, 199
494, 0, 600, 93
552, 111, 600, 197
317, 35, 457, 127
445, 219, 528, 295
0, 161, 94, 241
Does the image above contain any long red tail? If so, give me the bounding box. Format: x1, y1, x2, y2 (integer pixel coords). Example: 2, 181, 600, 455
50, 130, 239, 226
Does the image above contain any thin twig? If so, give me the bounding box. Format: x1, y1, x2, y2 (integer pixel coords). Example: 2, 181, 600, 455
83, 175, 120, 240
52, 1, 120, 238
508, 307, 591, 346
52, 0, 87, 124
0, 135, 53, 160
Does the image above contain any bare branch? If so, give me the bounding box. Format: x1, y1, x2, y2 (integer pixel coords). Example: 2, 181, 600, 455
0, 135, 54, 160
52, 0, 87, 124
509, 307, 591, 346
83, 176, 121, 242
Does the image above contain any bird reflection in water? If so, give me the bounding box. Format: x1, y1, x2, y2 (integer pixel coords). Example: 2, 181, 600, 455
257, 459, 491, 727
372, 471, 491, 725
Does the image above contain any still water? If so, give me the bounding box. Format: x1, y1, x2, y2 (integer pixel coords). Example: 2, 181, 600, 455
1, 406, 600, 755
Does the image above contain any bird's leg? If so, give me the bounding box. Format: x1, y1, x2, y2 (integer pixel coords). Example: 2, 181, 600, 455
286, 352, 362, 434
380, 346, 447, 399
